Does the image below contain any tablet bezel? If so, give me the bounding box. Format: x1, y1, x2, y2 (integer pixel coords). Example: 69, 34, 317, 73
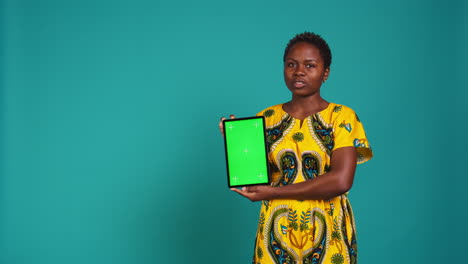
223, 116, 270, 188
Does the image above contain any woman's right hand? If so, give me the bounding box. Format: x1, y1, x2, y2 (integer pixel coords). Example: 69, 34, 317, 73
219, 114, 236, 135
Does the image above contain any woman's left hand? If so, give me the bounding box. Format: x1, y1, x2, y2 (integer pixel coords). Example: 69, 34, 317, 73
231, 185, 276, 202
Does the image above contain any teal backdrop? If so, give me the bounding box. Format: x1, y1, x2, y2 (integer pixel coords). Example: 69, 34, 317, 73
2, 0, 467, 263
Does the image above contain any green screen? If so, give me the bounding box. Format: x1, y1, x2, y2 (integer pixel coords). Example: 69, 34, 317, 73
224, 117, 269, 187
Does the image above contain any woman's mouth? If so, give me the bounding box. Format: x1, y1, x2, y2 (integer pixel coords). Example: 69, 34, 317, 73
293, 81, 306, 88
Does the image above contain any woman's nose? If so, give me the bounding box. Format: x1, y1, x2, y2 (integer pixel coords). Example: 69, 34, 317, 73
294, 65, 305, 76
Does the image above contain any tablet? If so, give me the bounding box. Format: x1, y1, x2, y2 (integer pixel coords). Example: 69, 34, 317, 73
223, 116, 270, 188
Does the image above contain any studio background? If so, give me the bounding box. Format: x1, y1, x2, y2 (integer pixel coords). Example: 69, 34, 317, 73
1, 0, 467, 263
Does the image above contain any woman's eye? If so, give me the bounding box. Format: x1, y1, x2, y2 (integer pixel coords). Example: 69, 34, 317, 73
287, 63, 295, 67
306, 64, 315, 68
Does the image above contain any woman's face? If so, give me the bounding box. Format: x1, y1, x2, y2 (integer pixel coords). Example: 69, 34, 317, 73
283, 42, 329, 97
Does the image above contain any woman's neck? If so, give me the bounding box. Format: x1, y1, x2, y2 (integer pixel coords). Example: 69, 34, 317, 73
284, 94, 329, 119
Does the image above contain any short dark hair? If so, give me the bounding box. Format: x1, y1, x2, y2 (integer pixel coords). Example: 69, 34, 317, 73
283, 32, 332, 69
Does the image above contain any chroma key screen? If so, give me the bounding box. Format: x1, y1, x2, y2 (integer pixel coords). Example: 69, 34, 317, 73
223, 116, 270, 187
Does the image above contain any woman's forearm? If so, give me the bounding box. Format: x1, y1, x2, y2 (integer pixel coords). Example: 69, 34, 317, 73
272, 147, 357, 200
270, 170, 353, 200
231, 147, 357, 202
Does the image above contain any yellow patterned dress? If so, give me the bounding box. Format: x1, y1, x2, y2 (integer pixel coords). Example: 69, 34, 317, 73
253, 103, 372, 264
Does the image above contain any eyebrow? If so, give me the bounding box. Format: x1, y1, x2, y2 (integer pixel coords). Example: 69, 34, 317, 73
285, 58, 318, 62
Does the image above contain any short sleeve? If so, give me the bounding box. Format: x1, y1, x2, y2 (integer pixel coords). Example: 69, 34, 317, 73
332, 106, 373, 164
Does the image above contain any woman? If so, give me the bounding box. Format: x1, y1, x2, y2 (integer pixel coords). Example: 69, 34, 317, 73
220, 32, 372, 264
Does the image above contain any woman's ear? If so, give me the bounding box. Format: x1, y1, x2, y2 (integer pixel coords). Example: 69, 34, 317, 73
323, 67, 330, 83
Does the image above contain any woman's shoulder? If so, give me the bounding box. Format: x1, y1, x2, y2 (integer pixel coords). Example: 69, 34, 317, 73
326, 102, 356, 114
324, 102, 361, 120
319, 102, 362, 126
